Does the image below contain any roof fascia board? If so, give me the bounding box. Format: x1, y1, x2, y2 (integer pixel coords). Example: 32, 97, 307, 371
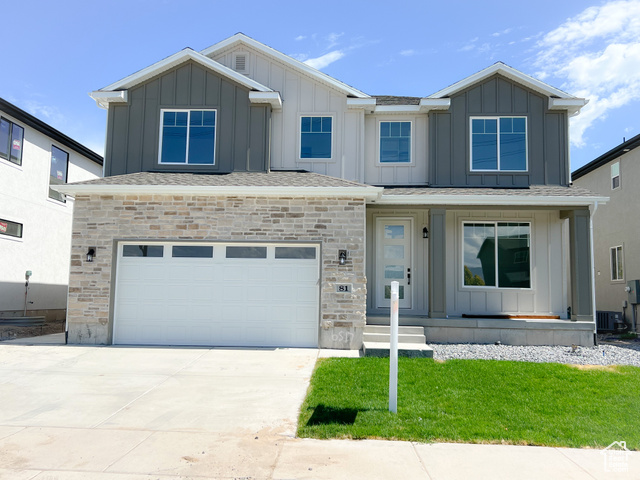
376, 194, 609, 207
96, 49, 272, 95
248, 91, 282, 110
572, 132, 640, 180
549, 97, 588, 117
0, 97, 103, 166
428, 63, 575, 100
201, 33, 370, 99
53, 183, 383, 200
89, 91, 128, 109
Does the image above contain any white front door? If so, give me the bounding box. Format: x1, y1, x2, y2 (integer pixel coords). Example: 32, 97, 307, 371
376, 218, 412, 308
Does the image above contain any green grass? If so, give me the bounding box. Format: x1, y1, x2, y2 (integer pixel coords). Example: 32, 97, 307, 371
297, 358, 640, 449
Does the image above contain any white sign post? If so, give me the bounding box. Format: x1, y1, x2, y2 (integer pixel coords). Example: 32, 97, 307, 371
389, 281, 399, 413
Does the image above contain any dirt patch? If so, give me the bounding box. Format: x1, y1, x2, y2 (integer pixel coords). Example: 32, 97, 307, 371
0, 320, 65, 341
569, 364, 621, 373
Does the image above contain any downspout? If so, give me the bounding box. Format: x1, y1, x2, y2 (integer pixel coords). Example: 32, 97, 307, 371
589, 201, 599, 344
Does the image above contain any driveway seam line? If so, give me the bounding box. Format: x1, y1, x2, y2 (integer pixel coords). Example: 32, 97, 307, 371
91, 349, 211, 429
101, 430, 156, 473
553, 446, 599, 479
411, 441, 434, 480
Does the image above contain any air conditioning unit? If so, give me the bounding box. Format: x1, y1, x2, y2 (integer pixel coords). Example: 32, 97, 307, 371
596, 311, 625, 332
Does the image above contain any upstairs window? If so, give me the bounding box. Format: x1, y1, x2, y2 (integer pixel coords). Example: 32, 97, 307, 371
611, 162, 620, 190
471, 117, 527, 171
49, 145, 68, 202
0, 117, 24, 166
611, 245, 624, 281
380, 121, 411, 163
159, 110, 216, 165
300, 116, 332, 159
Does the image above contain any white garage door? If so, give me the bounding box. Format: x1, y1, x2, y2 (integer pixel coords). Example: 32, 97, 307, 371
113, 242, 320, 347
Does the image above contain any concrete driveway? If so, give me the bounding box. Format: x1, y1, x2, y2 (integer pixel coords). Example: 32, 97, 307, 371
0, 343, 319, 479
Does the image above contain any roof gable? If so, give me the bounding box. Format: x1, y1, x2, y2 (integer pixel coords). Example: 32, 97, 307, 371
201, 33, 370, 99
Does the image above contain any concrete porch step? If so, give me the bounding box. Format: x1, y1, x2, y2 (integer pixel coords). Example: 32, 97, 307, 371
362, 341, 434, 358
364, 325, 425, 335
363, 332, 427, 344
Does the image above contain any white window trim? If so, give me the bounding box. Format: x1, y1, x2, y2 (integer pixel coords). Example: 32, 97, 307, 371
49, 144, 69, 204
460, 220, 533, 290
469, 116, 528, 172
298, 114, 335, 162
610, 245, 624, 282
0, 216, 24, 242
158, 109, 217, 165
611, 161, 620, 190
377, 119, 414, 165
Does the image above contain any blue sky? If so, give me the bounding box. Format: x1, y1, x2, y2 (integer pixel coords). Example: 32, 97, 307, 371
2, 0, 639, 171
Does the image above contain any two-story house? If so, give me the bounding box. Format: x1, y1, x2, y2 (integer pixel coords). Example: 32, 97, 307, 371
572, 134, 640, 332
56, 34, 606, 349
0, 98, 103, 324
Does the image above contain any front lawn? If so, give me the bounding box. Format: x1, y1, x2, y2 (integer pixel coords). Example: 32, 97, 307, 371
297, 358, 640, 449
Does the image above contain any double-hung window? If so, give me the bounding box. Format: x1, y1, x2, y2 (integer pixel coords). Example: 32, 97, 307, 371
300, 116, 332, 159
611, 246, 624, 281
611, 162, 620, 189
380, 121, 411, 163
159, 110, 216, 165
471, 117, 527, 171
0, 117, 24, 166
463, 222, 531, 288
49, 145, 68, 202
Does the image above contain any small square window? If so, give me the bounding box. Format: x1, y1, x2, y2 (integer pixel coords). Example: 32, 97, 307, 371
380, 121, 411, 163
300, 116, 332, 159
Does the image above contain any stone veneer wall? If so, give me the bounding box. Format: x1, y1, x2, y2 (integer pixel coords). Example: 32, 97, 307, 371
67, 194, 367, 349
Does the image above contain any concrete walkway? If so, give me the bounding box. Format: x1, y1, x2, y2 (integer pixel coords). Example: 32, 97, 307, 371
0, 338, 637, 479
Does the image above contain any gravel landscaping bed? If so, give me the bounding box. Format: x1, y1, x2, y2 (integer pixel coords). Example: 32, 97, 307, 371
430, 340, 640, 367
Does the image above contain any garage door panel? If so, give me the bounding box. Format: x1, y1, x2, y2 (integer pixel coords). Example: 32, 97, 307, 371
114, 242, 319, 347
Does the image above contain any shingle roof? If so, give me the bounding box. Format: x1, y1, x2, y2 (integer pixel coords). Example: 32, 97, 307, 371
67, 171, 374, 188
382, 185, 598, 197
373, 96, 421, 106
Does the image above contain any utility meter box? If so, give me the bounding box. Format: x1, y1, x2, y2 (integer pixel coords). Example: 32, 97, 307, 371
628, 280, 640, 304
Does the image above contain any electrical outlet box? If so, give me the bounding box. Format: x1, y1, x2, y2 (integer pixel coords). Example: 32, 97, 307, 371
628, 280, 640, 304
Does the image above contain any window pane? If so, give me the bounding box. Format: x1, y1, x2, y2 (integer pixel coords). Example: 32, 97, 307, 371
226, 246, 267, 259
172, 245, 213, 258
176, 112, 188, 126
384, 285, 405, 299
0, 119, 10, 160
311, 116, 322, 132
513, 117, 526, 133
500, 132, 526, 170
497, 223, 530, 288
188, 111, 215, 164
10, 124, 24, 165
380, 121, 410, 163
384, 225, 404, 239
380, 122, 390, 137
384, 265, 404, 279
123, 245, 164, 257
301, 117, 331, 159
161, 112, 187, 163
472, 119, 484, 134
463, 223, 495, 286
301, 116, 311, 133
618, 247, 624, 280
49, 146, 69, 202
275, 247, 316, 259
472, 132, 497, 170
322, 117, 332, 132
0, 218, 23, 238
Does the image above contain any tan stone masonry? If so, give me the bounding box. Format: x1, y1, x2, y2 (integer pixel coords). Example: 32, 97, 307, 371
67, 194, 367, 348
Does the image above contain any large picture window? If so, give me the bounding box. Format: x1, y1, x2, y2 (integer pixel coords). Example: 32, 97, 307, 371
159, 110, 216, 165
49, 145, 69, 202
300, 116, 332, 159
380, 121, 411, 163
463, 222, 531, 288
611, 245, 624, 281
471, 117, 527, 171
0, 117, 24, 166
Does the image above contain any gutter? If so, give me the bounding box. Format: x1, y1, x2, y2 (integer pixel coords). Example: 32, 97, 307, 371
376, 194, 609, 207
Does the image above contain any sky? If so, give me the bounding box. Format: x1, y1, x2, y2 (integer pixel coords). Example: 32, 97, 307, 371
2, 0, 639, 172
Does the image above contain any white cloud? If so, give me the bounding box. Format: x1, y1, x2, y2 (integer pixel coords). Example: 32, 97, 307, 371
400, 49, 416, 56
304, 50, 345, 69
295, 35, 306, 41
533, 0, 640, 147
23, 100, 66, 126
492, 27, 513, 37
326, 32, 344, 49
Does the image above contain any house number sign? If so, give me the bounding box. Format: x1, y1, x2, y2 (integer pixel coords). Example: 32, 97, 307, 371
336, 284, 352, 293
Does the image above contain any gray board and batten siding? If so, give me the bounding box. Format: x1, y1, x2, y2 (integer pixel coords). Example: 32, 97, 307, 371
105, 60, 270, 176
429, 74, 569, 188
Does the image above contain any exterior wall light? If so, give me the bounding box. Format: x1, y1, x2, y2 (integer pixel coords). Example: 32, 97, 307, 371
339, 249, 348, 265
423, 227, 429, 238
87, 247, 96, 262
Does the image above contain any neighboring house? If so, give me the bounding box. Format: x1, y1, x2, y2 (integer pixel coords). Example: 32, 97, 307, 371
56, 33, 606, 349
572, 134, 640, 331
0, 98, 103, 322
